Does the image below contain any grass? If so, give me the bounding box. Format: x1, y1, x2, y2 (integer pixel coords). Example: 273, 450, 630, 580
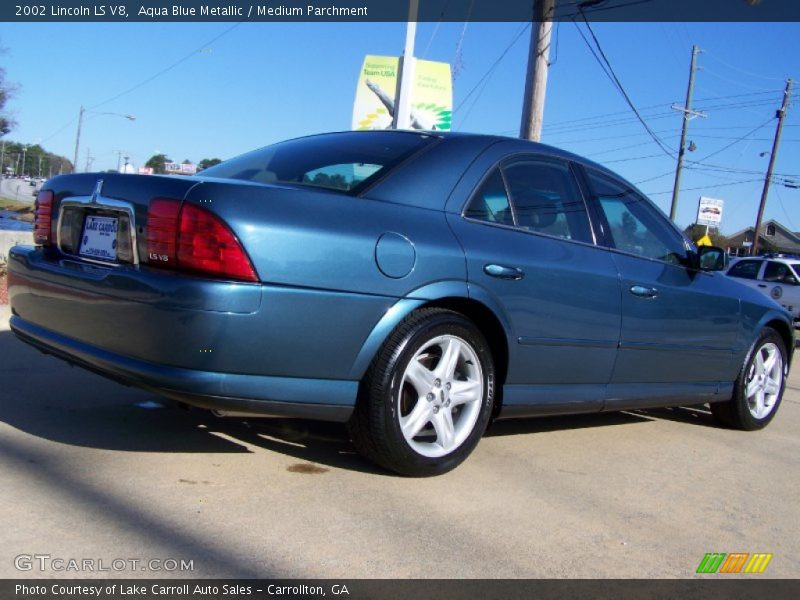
0, 196, 34, 222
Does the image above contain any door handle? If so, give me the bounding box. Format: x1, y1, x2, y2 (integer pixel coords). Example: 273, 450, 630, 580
630, 285, 659, 299
484, 264, 525, 280
758, 284, 767, 288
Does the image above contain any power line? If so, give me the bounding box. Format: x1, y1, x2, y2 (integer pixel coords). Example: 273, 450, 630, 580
421, 0, 450, 58
703, 50, 788, 83
453, 23, 530, 115
584, 134, 680, 158
89, 22, 243, 111
691, 133, 800, 142
603, 152, 664, 164
701, 66, 782, 93
690, 118, 774, 164
35, 23, 244, 146
773, 186, 797, 231
645, 178, 764, 196
39, 116, 79, 144
572, 18, 675, 158
684, 159, 799, 178
555, 0, 657, 20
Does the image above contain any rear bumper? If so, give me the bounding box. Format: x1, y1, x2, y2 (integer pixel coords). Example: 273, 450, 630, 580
11, 315, 356, 422
6, 245, 403, 422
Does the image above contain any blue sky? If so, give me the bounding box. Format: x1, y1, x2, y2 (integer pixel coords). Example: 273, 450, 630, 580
1, 20, 798, 234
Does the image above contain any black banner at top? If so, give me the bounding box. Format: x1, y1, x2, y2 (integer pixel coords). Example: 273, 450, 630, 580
4, 0, 800, 23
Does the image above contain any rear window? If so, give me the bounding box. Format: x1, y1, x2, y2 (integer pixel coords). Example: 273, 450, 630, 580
200, 131, 436, 193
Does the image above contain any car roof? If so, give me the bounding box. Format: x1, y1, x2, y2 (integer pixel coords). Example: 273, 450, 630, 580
734, 255, 800, 264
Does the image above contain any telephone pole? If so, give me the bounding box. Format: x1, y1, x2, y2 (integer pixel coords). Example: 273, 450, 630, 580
752, 78, 793, 256
669, 45, 704, 222
520, 0, 555, 141
73, 105, 85, 174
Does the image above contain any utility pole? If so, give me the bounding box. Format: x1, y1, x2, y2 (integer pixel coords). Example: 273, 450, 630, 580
752, 78, 793, 256
392, 0, 419, 130
84, 147, 94, 173
669, 45, 704, 222
38, 154, 43, 178
0, 138, 5, 175
520, 0, 555, 141
73, 105, 85, 173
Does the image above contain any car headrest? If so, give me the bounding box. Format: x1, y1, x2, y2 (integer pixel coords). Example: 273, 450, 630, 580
517, 197, 559, 229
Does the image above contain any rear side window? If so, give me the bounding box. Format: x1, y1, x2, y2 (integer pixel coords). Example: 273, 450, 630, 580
503, 161, 593, 243
200, 131, 435, 194
586, 169, 687, 265
464, 169, 514, 226
727, 260, 762, 280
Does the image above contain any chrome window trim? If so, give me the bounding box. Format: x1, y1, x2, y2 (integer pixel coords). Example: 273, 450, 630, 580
57, 195, 140, 267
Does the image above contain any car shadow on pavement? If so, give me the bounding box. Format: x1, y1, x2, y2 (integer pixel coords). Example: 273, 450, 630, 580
0, 328, 722, 475
627, 404, 720, 428
484, 411, 652, 437
0, 329, 388, 473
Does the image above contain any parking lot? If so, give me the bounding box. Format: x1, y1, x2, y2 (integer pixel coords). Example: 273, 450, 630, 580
0, 303, 798, 579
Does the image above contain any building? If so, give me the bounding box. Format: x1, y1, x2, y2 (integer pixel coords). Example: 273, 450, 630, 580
164, 161, 197, 175
726, 219, 800, 256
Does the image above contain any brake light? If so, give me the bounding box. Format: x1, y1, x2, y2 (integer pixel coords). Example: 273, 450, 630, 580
33, 190, 54, 245
146, 199, 257, 283
146, 198, 180, 265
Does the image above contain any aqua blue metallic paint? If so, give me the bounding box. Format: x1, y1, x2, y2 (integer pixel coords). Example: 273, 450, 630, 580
7, 131, 794, 422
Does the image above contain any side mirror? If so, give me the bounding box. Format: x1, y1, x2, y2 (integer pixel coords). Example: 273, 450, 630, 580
695, 246, 727, 271
785, 275, 799, 286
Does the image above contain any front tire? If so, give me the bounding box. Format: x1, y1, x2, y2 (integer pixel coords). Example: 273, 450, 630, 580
711, 327, 787, 430
347, 308, 495, 476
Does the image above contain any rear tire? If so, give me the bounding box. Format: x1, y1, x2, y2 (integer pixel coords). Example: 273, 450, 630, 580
711, 327, 787, 430
347, 308, 495, 476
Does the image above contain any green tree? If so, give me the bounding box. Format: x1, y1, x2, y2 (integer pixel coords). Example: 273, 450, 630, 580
198, 158, 222, 170
0, 139, 72, 176
145, 154, 170, 175
0, 48, 17, 137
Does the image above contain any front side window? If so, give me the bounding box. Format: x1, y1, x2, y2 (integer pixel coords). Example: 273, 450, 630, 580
764, 261, 794, 283
727, 260, 762, 280
586, 169, 687, 265
502, 160, 593, 243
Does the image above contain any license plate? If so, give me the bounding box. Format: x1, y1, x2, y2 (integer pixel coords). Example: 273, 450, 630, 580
79, 215, 119, 261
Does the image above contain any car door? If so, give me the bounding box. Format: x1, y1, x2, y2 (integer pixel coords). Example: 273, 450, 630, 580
579, 166, 740, 408
446, 155, 622, 416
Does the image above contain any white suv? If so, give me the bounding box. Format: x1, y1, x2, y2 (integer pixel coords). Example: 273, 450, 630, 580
725, 254, 800, 324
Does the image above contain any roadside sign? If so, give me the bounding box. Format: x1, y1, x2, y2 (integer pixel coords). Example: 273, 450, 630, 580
697, 196, 724, 226
352, 55, 452, 131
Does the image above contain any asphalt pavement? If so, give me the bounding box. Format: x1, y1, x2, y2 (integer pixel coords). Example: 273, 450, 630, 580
0, 303, 798, 579
0, 177, 38, 203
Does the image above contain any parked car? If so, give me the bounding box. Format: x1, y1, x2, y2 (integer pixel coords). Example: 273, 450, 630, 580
7, 131, 794, 476
725, 254, 800, 325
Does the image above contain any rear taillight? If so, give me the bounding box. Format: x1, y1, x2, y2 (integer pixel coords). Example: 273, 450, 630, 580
146, 198, 181, 265
146, 198, 258, 283
33, 190, 54, 245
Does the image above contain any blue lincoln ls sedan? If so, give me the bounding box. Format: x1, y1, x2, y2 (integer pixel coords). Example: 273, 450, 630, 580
8, 131, 793, 475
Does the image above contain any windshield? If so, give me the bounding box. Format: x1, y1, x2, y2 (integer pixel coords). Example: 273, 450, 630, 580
200, 131, 436, 194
